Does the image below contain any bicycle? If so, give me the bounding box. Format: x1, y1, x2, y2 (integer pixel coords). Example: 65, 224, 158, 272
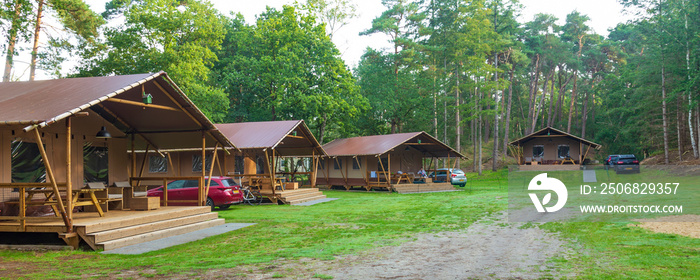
241, 186, 263, 205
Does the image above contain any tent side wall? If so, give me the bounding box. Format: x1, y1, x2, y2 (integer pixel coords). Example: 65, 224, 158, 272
318, 148, 425, 188
521, 137, 582, 162
132, 150, 229, 181
0, 119, 129, 202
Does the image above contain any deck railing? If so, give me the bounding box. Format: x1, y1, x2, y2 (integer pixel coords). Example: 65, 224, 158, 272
0, 183, 68, 232
129, 176, 204, 206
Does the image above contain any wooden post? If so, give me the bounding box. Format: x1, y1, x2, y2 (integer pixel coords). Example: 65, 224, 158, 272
335, 157, 348, 185
19, 186, 25, 230
66, 118, 72, 221
163, 178, 168, 207
136, 144, 150, 187
271, 149, 277, 194
200, 132, 206, 206
216, 151, 223, 176
311, 150, 318, 187
32, 128, 71, 232
377, 155, 389, 189
205, 144, 219, 200
167, 153, 175, 175
356, 156, 367, 185
131, 134, 136, 178
264, 149, 275, 197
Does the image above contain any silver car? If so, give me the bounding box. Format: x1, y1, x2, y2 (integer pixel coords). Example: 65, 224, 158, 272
432, 168, 467, 187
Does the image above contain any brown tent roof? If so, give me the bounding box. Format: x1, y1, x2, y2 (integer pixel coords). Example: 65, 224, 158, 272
509, 126, 602, 149
0, 72, 233, 150
323, 131, 465, 158
216, 120, 325, 156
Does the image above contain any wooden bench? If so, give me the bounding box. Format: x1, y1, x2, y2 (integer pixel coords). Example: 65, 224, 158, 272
25, 187, 107, 217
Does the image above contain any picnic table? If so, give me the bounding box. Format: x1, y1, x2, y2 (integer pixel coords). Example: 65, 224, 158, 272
25, 188, 106, 217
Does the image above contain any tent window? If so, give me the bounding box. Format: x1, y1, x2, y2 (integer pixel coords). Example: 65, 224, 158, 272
352, 158, 361, 170
533, 145, 544, 158
256, 156, 265, 174
558, 145, 570, 159
149, 155, 168, 173
333, 158, 342, 170
84, 142, 108, 184
318, 159, 325, 170
377, 158, 389, 172
234, 156, 244, 174
192, 154, 212, 172
11, 139, 46, 184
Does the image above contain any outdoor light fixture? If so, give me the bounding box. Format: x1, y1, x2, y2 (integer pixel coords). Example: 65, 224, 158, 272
96, 126, 112, 139
142, 85, 153, 104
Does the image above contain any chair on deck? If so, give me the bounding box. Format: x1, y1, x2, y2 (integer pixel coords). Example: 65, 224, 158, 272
86, 182, 123, 212
112, 181, 147, 209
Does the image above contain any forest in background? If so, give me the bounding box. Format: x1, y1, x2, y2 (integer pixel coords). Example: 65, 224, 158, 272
1, 0, 699, 172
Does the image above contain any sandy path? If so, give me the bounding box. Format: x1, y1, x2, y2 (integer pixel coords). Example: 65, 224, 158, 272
327, 213, 573, 279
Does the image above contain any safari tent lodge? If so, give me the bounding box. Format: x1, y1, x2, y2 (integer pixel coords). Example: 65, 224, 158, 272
509, 126, 602, 171
318, 132, 465, 192
0, 72, 235, 250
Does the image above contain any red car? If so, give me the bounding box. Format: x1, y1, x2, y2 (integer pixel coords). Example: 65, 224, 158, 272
147, 176, 244, 210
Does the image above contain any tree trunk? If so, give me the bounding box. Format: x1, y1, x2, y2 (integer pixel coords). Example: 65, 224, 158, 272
319, 113, 327, 144
662, 64, 669, 164
581, 90, 589, 139
567, 73, 578, 133
531, 70, 550, 132
678, 97, 683, 161
433, 59, 438, 137
478, 86, 483, 175
30, 0, 45, 81
3, 1, 24, 82
492, 53, 500, 171
682, 0, 698, 158
526, 55, 541, 134
455, 66, 461, 169
503, 65, 514, 154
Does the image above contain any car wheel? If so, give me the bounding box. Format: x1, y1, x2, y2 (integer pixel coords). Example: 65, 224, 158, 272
206, 198, 215, 211
218, 204, 231, 210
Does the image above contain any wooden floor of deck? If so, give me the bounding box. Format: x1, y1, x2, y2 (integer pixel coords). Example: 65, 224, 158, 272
0, 206, 210, 233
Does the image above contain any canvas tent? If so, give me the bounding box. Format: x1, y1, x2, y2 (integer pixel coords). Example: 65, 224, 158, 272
0, 72, 233, 249
132, 120, 327, 204
319, 132, 465, 191
509, 126, 601, 171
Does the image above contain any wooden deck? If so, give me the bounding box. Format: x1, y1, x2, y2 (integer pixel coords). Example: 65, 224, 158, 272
0, 206, 223, 251
392, 182, 457, 194
261, 188, 326, 205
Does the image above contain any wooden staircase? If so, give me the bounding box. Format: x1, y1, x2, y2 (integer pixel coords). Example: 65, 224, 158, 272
73, 206, 224, 251
392, 183, 458, 194
275, 188, 326, 205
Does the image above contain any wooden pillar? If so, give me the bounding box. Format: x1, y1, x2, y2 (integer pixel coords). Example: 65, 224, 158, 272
136, 144, 150, 187
205, 144, 219, 200
33, 128, 71, 232
130, 134, 136, 178
200, 132, 206, 206
310, 150, 317, 187
66, 118, 72, 221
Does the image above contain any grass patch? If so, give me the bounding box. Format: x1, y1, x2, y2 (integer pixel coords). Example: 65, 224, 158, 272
0, 185, 505, 278
541, 222, 700, 279
313, 273, 334, 279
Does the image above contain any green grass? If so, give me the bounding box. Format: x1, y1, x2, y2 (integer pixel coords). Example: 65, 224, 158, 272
0, 172, 697, 279
541, 222, 700, 279
0, 183, 505, 279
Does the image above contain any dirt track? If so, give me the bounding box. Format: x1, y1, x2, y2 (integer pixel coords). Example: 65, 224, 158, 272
326, 212, 573, 279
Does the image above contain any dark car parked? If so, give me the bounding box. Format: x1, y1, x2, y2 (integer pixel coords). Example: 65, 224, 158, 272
604, 154, 621, 170
613, 154, 640, 174
147, 176, 244, 210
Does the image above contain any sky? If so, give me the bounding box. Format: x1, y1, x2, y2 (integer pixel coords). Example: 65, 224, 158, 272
18, 0, 636, 80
